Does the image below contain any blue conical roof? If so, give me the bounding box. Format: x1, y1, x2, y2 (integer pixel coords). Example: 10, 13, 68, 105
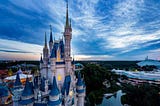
76, 73, 85, 94
61, 75, 71, 95
49, 25, 53, 43
50, 44, 56, 58
40, 77, 46, 92
40, 55, 43, 63
21, 77, 34, 96
76, 73, 83, 86
14, 73, 22, 87
50, 76, 59, 96
48, 77, 61, 105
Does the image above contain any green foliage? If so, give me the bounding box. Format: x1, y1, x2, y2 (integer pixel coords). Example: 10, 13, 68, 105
81, 64, 108, 92
31, 67, 38, 75
121, 83, 160, 106
81, 63, 121, 105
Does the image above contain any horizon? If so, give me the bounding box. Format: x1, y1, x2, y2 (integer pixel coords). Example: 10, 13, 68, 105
0, 0, 160, 60
0, 58, 158, 62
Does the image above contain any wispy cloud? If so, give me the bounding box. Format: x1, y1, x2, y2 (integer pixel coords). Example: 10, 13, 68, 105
0, 39, 42, 53
75, 54, 113, 60
0, 39, 42, 60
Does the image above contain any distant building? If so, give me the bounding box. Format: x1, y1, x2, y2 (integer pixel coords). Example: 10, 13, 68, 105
137, 56, 160, 68
11, 1, 85, 106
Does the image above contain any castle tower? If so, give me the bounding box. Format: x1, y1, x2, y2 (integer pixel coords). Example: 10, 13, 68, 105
40, 54, 43, 70
38, 1, 85, 105
34, 75, 48, 105
19, 77, 34, 106
49, 25, 53, 54
40, 77, 49, 95
33, 71, 40, 100
43, 32, 49, 79
43, 32, 49, 65
12, 73, 23, 106
64, 1, 72, 75
61, 75, 73, 105
48, 76, 61, 106
76, 73, 85, 106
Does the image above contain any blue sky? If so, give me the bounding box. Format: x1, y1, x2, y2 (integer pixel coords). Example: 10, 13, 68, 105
0, 0, 160, 60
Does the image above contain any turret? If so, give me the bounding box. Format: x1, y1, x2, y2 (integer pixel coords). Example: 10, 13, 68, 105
12, 73, 23, 106
48, 76, 61, 106
50, 43, 56, 68
19, 77, 34, 106
14, 73, 22, 88
49, 25, 53, 54
34, 72, 48, 106
43, 32, 49, 79
64, 0, 72, 75
76, 73, 85, 106
64, 1, 72, 58
61, 75, 72, 105
40, 77, 48, 95
40, 54, 43, 69
43, 32, 49, 65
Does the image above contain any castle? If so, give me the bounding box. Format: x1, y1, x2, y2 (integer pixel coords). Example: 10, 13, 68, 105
12, 2, 85, 106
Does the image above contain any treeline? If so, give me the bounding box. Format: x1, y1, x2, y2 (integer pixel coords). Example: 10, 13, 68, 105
0, 61, 39, 70
78, 61, 139, 70
121, 83, 160, 106
80, 63, 121, 105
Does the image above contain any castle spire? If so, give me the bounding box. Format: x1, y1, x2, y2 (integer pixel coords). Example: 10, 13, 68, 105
76, 72, 85, 105
19, 77, 34, 105
48, 76, 61, 105
14, 73, 22, 87
70, 18, 71, 27
65, 0, 69, 28
44, 32, 47, 47
49, 25, 53, 43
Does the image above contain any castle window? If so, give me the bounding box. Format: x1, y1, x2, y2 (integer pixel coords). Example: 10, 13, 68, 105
58, 74, 62, 81
57, 48, 61, 61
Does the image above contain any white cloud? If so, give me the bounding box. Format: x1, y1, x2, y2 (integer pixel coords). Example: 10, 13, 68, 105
106, 33, 159, 49
75, 54, 113, 60
0, 39, 43, 55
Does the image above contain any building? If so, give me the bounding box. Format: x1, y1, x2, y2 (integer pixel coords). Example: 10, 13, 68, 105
137, 56, 160, 69
11, 1, 85, 106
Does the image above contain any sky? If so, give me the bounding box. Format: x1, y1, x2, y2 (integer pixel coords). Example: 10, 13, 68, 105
0, 0, 160, 60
